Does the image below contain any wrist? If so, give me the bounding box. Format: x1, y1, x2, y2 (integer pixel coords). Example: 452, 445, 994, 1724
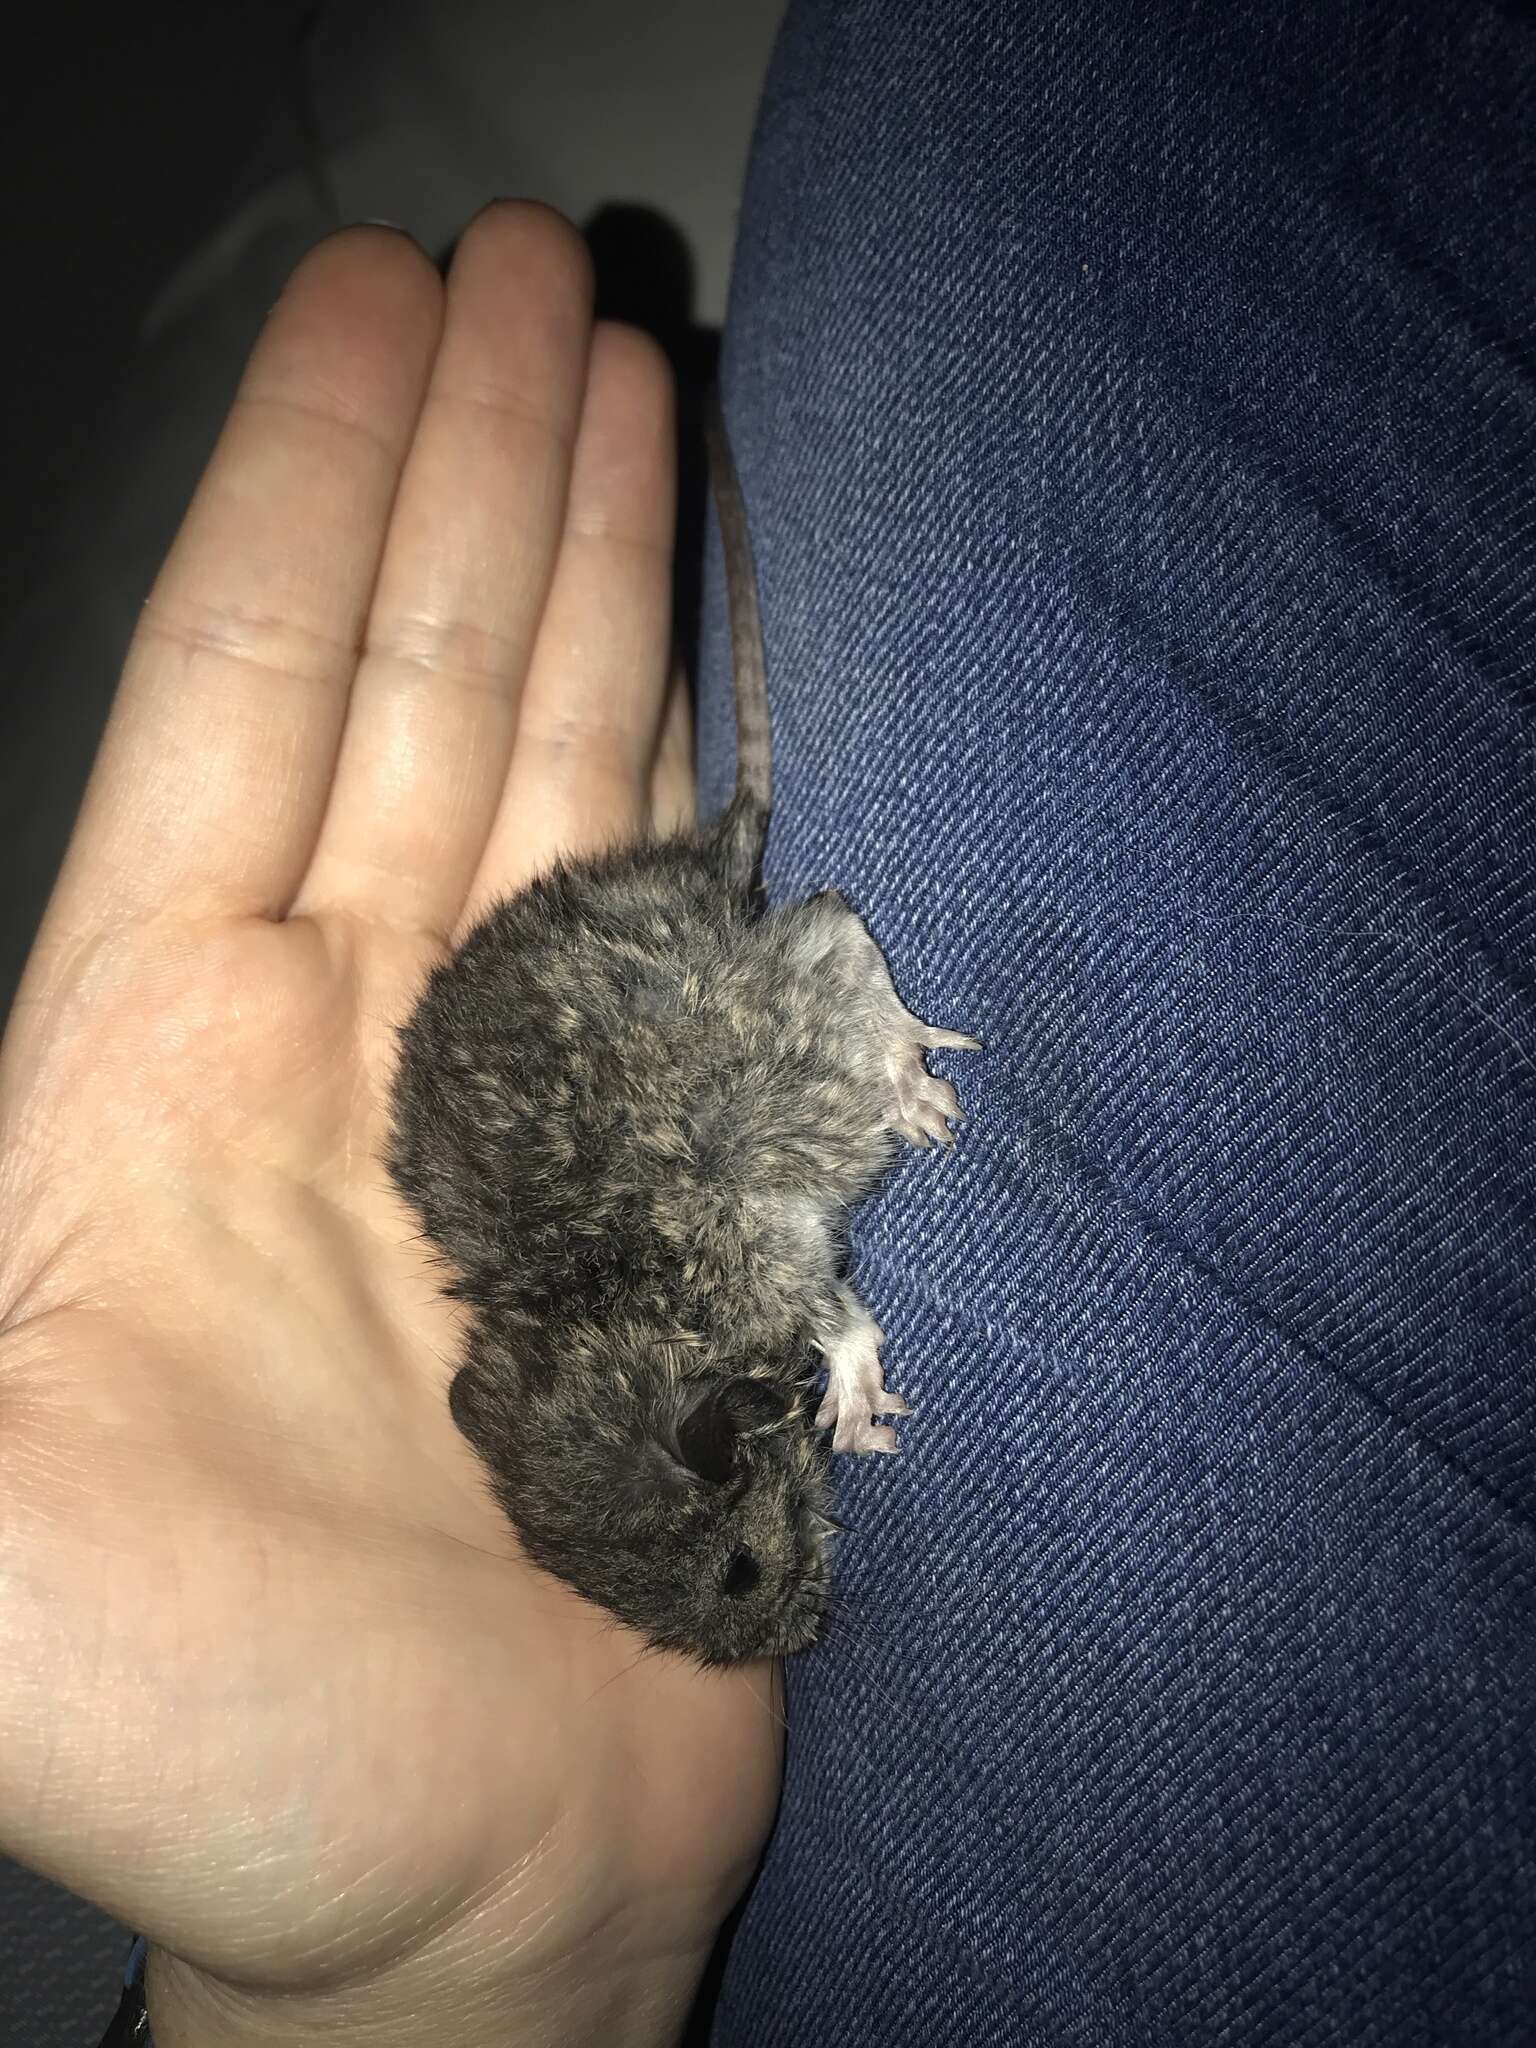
145, 1934, 702, 2048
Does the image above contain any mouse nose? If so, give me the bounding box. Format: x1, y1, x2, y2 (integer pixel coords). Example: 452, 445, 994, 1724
722, 1550, 762, 1597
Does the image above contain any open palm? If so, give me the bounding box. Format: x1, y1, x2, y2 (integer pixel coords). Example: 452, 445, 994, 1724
0, 205, 779, 2048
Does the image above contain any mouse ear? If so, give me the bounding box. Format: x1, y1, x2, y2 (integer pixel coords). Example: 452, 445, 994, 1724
674, 1376, 793, 1485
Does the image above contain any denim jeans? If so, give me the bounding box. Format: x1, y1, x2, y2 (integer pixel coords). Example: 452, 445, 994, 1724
698, 3, 1536, 2042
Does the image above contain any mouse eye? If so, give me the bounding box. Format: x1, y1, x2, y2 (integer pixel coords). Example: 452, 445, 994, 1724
722, 1550, 761, 1598
675, 1391, 740, 1484
675, 1376, 791, 1485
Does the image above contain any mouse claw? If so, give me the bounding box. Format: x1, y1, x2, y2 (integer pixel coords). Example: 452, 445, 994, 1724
817, 1384, 907, 1431
920, 1026, 983, 1052
834, 1415, 901, 1456
896, 1072, 963, 1148
888, 1032, 982, 1146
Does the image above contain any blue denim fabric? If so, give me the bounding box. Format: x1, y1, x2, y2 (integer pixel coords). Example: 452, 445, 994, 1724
698, 3, 1536, 2042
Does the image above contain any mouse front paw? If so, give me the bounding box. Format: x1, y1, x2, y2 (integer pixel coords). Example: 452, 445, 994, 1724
816, 1291, 909, 1455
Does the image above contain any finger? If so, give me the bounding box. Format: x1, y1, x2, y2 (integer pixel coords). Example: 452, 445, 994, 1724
293, 202, 594, 938
43, 228, 442, 933
649, 661, 696, 836
460, 322, 676, 920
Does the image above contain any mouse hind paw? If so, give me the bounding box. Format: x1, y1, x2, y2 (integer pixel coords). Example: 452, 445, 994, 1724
883, 997, 982, 1147
786, 888, 980, 1150
872, 985, 981, 1146
890, 1048, 967, 1147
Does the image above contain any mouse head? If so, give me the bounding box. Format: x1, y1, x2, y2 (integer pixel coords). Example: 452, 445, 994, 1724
450, 1329, 837, 1666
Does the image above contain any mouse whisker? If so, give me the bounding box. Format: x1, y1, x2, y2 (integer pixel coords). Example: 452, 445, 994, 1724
734, 1665, 790, 1733
812, 1619, 910, 1719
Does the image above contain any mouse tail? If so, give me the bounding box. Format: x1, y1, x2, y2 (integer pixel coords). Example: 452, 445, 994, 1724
704, 394, 772, 892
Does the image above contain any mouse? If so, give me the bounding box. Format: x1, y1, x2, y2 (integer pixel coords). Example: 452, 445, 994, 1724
386, 398, 980, 1666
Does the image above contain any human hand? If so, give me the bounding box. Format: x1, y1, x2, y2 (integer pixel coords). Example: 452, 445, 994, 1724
0, 203, 779, 2048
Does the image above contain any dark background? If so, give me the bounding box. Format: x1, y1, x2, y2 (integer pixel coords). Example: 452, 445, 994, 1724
3, 10, 316, 627
2, 7, 317, 1023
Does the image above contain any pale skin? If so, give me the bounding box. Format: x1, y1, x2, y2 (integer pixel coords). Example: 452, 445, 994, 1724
0, 203, 781, 2047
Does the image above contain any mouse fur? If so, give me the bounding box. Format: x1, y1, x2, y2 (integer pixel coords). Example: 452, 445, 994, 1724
386, 403, 978, 1665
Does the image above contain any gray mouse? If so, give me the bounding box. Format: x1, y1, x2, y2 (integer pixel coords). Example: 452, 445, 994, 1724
386, 400, 979, 1666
